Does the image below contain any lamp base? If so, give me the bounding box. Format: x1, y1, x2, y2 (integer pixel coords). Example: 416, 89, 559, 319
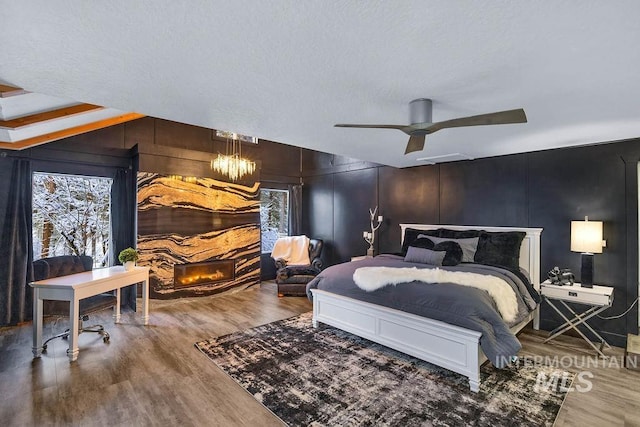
580, 253, 594, 288
367, 247, 374, 257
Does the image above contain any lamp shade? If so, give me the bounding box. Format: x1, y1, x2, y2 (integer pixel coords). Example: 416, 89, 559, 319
571, 220, 603, 253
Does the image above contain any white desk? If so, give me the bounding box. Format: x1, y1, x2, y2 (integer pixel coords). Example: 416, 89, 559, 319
30, 266, 150, 361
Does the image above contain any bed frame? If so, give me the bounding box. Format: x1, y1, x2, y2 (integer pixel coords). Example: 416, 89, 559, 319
311, 224, 542, 392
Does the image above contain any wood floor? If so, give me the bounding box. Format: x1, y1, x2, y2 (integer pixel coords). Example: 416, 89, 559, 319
1, 282, 639, 426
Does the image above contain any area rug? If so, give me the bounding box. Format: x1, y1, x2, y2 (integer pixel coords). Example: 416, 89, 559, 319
195, 313, 571, 426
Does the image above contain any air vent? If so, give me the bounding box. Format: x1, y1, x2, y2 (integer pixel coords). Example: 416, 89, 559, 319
416, 153, 474, 165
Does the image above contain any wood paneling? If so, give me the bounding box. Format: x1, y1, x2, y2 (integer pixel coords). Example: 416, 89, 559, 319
0, 104, 102, 129
378, 165, 440, 254
439, 154, 528, 226
0, 112, 144, 150
301, 140, 640, 344
332, 168, 378, 263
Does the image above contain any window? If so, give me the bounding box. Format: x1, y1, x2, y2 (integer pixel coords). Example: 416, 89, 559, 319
32, 173, 112, 268
260, 188, 289, 253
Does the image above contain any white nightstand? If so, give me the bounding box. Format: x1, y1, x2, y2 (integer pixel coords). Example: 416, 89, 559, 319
541, 279, 614, 357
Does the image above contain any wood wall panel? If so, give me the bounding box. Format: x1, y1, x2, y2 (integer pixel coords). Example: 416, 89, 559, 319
378, 165, 440, 254
439, 155, 528, 226
302, 173, 335, 266
301, 139, 640, 345
527, 144, 629, 340
332, 168, 378, 263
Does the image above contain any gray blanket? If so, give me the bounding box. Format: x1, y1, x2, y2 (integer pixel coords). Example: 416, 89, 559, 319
306, 255, 538, 368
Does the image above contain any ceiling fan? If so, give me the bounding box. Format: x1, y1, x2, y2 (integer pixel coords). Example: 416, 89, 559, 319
335, 99, 527, 155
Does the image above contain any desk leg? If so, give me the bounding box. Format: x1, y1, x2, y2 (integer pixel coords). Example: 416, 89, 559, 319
32, 289, 43, 358
115, 287, 121, 323
67, 298, 80, 362
142, 277, 149, 325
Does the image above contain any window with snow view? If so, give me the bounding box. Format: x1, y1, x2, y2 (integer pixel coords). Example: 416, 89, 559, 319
32, 173, 112, 268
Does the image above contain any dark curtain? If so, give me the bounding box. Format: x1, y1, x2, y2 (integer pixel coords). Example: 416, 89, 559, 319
111, 168, 137, 310
0, 159, 34, 325
289, 184, 303, 236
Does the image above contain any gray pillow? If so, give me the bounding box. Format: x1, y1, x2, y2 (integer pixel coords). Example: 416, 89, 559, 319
404, 246, 446, 266
418, 235, 479, 263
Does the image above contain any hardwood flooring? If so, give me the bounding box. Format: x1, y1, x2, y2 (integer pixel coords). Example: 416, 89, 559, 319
0, 282, 638, 426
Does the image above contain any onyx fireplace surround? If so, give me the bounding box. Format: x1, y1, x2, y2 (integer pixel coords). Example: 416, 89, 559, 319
173, 259, 236, 289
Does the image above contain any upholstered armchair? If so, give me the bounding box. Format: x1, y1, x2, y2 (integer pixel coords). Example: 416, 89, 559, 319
275, 238, 324, 297
32, 255, 116, 350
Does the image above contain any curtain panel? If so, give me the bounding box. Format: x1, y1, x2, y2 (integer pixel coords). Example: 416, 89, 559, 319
110, 168, 137, 310
0, 159, 34, 325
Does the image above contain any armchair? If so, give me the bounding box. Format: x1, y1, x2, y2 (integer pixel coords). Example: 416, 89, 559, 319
275, 238, 324, 297
32, 255, 116, 351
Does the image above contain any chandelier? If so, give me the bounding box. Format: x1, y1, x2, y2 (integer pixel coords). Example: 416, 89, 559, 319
211, 132, 256, 181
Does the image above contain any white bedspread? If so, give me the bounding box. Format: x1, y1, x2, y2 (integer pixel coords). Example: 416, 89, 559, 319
353, 266, 518, 322
271, 235, 311, 266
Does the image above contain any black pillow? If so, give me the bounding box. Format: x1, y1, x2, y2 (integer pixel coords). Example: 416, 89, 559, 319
409, 238, 462, 266
474, 231, 525, 270
438, 229, 482, 239
401, 228, 441, 255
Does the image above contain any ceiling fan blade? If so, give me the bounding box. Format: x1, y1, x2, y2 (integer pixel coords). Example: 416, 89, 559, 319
427, 108, 527, 133
405, 134, 426, 154
334, 123, 407, 130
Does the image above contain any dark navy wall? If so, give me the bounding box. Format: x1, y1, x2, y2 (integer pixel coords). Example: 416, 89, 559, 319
301, 139, 640, 346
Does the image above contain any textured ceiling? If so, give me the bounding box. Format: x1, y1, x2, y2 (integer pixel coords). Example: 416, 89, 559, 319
1, 1, 639, 167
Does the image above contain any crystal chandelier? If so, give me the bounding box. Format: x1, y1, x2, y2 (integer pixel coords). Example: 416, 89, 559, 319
211, 132, 256, 181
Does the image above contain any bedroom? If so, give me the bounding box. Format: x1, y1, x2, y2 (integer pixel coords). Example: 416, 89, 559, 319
1, 1, 640, 426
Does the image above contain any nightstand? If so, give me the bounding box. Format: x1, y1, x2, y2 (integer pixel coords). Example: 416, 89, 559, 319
541, 280, 614, 357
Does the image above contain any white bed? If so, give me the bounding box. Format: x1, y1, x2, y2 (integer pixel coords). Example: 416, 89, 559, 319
311, 224, 542, 392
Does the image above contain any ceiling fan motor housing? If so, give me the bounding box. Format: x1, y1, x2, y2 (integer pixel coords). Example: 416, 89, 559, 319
409, 98, 433, 125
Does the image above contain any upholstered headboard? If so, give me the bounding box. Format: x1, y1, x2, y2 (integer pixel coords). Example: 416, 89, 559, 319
399, 224, 543, 290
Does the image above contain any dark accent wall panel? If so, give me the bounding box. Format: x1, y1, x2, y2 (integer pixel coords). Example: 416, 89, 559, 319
378, 165, 440, 254
137, 172, 260, 299
301, 139, 640, 345
332, 168, 378, 264
528, 144, 628, 340
439, 155, 528, 226
302, 173, 334, 266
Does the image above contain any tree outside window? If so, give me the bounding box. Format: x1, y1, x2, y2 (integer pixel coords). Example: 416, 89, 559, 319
260, 189, 289, 253
32, 173, 112, 267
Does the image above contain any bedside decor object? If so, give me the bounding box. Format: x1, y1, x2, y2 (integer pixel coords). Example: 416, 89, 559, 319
571, 216, 604, 288
118, 247, 139, 271
363, 206, 383, 257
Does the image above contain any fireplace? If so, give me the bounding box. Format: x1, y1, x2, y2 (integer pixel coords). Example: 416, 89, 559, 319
173, 260, 235, 289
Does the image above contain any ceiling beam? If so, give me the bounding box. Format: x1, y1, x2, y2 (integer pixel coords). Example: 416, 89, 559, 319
0, 84, 28, 98
0, 112, 145, 150
0, 103, 103, 129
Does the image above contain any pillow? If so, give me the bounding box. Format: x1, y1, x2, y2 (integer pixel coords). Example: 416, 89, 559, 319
474, 231, 526, 270
418, 235, 479, 263
401, 228, 441, 255
404, 246, 446, 266
409, 238, 462, 266
438, 229, 482, 239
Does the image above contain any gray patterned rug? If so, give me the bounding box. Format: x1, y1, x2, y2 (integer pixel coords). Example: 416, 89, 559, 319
195, 312, 571, 426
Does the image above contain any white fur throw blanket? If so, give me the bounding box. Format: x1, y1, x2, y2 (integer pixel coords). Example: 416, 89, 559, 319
353, 267, 518, 322
271, 235, 311, 266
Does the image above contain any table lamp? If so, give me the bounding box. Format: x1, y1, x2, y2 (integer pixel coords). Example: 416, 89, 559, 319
570, 216, 603, 288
